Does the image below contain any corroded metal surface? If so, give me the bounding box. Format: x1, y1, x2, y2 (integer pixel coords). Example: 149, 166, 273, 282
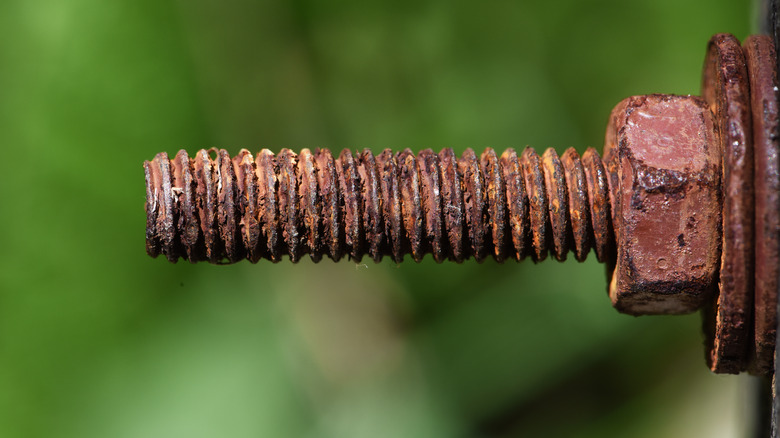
702, 33, 755, 374
144, 31, 780, 380
541, 148, 571, 262
581, 148, 613, 263
605, 94, 722, 316
500, 149, 530, 261
520, 147, 548, 262
744, 34, 780, 377
561, 148, 592, 262
145, 147, 614, 264
482, 148, 508, 262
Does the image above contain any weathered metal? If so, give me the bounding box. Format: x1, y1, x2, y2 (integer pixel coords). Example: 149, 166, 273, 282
744, 34, 780, 376
604, 94, 722, 316
144, 33, 780, 378
145, 146, 614, 264
701, 33, 755, 374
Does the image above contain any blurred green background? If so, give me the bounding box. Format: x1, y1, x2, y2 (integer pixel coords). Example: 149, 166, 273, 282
0, 0, 761, 436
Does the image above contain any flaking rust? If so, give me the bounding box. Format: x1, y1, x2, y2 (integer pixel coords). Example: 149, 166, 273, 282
702, 34, 755, 374
606, 94, 722, 316
145, 146, 614, 264
144, 32, 780, 376
744, 35, 780, 375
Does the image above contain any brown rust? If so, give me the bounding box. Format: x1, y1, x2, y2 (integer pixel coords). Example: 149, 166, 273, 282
277, 149, 300, 262
147, 146, 613, 265
608, 94, 721, 316
500, 149, 529, 261
314, 148, 341, 261
337, 149, 362, 261
233, 150, 260, 262
602, 103, 624, 237
520, 147, 549, 262
744, 35, 779, 376
418, 150, 445, 263
701, 34, 754, 374
198, 150, 220, 262
541, 148, 571, 262
439, 148, 465, 262
376, 149, 403, 263
217, 150, 240, 263
143, 32, 780, 377
460, 148, 488, 262
482, 148, 507, 262
173, 150, 200, 262
399, 149, 423, 262
561, 149, 591, 262
145, 152, 172, 260
298, 149, 320, 262
358, 149, 383, 263
256, 149, 280, 262
581, 148, 612, 263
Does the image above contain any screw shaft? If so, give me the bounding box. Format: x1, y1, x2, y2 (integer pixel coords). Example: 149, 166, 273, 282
145, 147, 615, 264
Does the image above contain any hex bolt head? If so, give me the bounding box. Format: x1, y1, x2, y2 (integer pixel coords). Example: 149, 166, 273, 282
604, 94, 722, 315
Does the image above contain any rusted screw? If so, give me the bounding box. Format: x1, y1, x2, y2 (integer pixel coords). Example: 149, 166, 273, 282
144, 34, 779, 376
145, 146, 613, 265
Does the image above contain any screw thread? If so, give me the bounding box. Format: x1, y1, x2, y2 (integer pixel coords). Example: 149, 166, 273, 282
145, 147, 615, 264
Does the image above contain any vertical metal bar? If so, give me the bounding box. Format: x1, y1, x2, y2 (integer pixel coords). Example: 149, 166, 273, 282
754, 2, 780, 436
766, 0, 780, 435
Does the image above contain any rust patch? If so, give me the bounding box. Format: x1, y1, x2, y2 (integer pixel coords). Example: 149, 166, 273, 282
399, 149, 423, 262
298, 149, 320, 262
609, 94, 721, 316
255, 149, 280, 262
336, 149, 362, 261
277, 149, 301, 262
376, 150, 403, 263
418, 150, 445, 263
500, 149, 529, 260
146, 147, 614, 265
172, 150, 199, 262
561, 148, 592, 262
520, 147, 548, 262
701, 34, 754, 374
459, 148, 487, 262
744, 35, 779, 376
358, 149, 383, 262
217, 149, 241, 262
314, 148, 341, 261
233, 150, 259, 262
581, 148, 613, 263
541, 148, 571, 261
481, 148, 508, 262
439, 148, 465, 262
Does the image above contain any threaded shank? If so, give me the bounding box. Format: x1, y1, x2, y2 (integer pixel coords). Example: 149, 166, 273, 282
145, 147, 615, 264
